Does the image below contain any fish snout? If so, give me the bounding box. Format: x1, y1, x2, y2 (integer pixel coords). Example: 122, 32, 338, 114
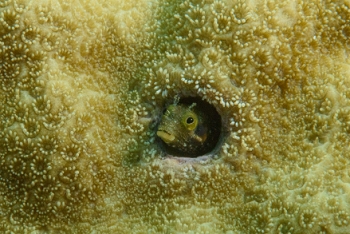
157, 130, 175, 144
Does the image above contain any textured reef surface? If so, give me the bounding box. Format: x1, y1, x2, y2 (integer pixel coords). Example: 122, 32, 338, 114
1, 0, 350, 233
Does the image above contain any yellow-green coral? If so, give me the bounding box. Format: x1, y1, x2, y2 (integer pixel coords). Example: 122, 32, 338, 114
1, 0, 350, 233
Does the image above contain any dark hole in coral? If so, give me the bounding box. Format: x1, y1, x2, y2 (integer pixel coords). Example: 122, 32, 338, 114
156, 96, 222, 157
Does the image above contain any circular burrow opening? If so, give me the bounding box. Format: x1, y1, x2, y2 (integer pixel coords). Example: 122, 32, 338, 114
156, 96, 222, 157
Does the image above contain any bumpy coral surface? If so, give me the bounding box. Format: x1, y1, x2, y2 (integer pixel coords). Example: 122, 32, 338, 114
1, 0, 350, 233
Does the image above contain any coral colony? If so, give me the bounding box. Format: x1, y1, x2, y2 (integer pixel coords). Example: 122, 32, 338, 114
1, 0, 350, 233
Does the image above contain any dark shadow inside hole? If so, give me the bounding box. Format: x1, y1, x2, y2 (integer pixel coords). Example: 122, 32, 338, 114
156, 96, 222, 157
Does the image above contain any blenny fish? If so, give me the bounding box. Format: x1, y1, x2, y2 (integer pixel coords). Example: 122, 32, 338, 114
157, 98, 221, 157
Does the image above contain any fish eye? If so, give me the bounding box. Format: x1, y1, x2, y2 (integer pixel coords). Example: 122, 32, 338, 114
183, 113, 198, 130
186, 117, 194, 124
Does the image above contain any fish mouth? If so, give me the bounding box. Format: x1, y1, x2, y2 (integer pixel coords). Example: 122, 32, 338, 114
157, 130, 175, 144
